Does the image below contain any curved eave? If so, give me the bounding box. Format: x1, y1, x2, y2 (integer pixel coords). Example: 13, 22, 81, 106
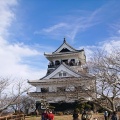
28, 80, 38, 86
44, 49, 84, 57
28, 79, 56, 86
28, 77, 84, 86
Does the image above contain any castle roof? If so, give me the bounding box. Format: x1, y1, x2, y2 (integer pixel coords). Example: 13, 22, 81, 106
44, 38, 84, 61
28, 62, 92, 85
53, 38, 80, 53
44, 38, 84, 55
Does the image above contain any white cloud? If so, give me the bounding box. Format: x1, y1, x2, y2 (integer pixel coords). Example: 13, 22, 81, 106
0, 39, 44, 79
0, 0, 46, 80
79, 45, 97, 61
101, 39, 120, 53
42, 23, 68, 33
0, 0, 17, 36
80, 39, 120, 61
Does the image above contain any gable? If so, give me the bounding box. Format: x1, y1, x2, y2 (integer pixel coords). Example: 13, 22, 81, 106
53, 40, 77, 53
42, 63, 81, 80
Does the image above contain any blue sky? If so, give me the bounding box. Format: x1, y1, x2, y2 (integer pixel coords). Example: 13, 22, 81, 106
0, 0, 120, 80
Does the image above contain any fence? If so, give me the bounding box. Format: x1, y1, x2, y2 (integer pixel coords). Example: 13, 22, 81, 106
0, 114, 25, 120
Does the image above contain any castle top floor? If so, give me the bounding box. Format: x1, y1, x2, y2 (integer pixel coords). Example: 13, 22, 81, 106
44, 38, 86, 69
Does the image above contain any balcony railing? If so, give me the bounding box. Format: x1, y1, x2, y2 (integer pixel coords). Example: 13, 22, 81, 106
48, 62, 81, 68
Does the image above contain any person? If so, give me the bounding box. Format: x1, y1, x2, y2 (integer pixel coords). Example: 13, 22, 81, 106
108, 111, 111, 120
104, 111, 108, 120
41, 110, 45, 120
81, 110, 87, 120
73, 109, 79, 120
47, 110, 54, 120
35, 109, 39, 117
81, 110, 92, 120
41, 110, 48, 120
86, 110, 92, 120
111, 111, 119, 120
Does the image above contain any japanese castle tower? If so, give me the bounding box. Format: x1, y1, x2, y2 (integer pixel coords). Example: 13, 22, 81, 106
28, 38, 95, 110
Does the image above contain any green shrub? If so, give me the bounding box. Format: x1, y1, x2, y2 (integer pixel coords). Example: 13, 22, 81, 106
74, 108, 80, 113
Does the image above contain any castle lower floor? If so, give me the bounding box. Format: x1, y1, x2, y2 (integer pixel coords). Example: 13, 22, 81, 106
36, 101, 94, 112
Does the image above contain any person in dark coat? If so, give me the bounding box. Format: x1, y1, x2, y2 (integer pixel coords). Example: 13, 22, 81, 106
111, 111, 119, 120
41, 110, 48, 120
73, 109, 79, 120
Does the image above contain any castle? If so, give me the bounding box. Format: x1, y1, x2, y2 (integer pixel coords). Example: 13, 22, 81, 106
28, 38, 95, 110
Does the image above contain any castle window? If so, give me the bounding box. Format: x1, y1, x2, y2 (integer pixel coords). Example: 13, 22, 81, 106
71, 59, 75, 62
57, 87, 66, 92
55, 60, 60, 65
59, 72, 62, 77
59, 72, 66, 77
62, 59, 68, 65
41, 88, 49, 93
63, 72, 66, 76
69, 59, 75, 66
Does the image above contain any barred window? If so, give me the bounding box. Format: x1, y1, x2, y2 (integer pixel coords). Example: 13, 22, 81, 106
63, 72, 66, 76
59, 72, 62, 77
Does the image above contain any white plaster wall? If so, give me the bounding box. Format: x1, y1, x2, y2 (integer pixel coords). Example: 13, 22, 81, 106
36, 86, 41, 92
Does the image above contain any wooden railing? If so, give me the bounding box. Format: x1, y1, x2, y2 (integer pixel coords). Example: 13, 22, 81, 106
0, 114, 25, 120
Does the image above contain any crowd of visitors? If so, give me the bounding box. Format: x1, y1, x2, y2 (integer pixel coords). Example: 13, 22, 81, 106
72, 109, 119, 120
39, 108, 119, 120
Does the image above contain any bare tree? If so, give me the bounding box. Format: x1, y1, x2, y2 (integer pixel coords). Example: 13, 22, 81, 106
10, 95, 35, 115
0, 78, 31, 115
83, 49, 120, 112
0, 77, 10, 113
